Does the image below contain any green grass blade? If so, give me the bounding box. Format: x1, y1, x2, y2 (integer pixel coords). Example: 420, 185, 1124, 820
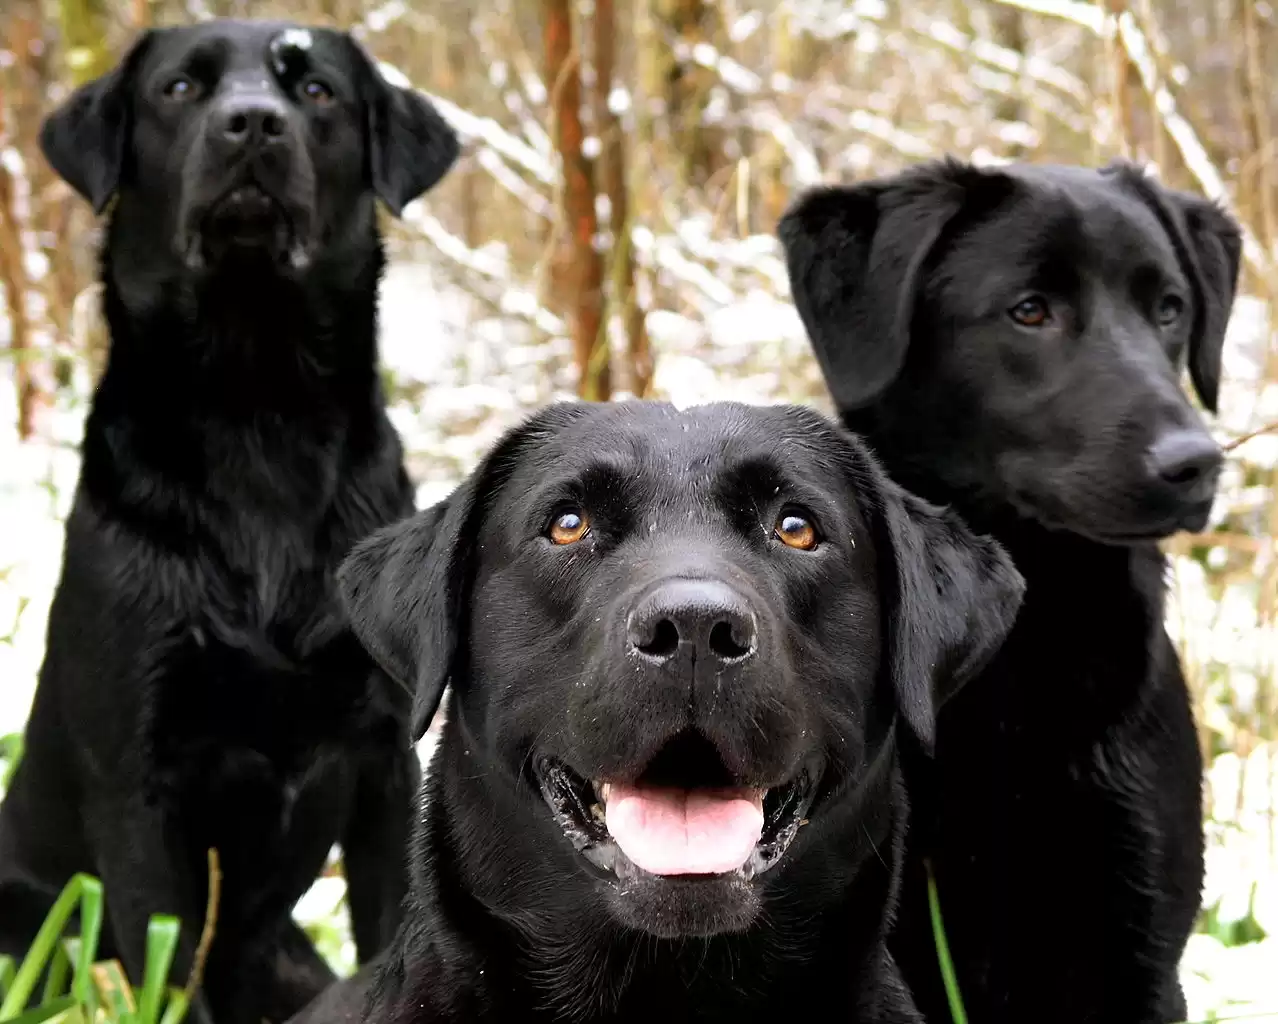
0, 957, 15, 999
158, 987, 190, 1024
69, 878, 103, 1017
1, 994, 76, 1024
136, 917, 180, 1024
0, 875, 89, 1018
39, 945, 69, 1006
925, 859, 969, 1024
0, 733, 23, 790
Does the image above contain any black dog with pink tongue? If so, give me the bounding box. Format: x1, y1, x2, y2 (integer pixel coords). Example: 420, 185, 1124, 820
289, 400, 1025, 1024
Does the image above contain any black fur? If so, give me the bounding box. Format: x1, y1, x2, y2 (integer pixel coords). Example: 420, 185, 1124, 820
287, 400, 1024, 1024
779, 158, 1242, 1023
0, 20, 459, 1024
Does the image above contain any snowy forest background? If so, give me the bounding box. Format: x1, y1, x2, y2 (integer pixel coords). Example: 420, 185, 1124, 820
1, 0, 1276, 1018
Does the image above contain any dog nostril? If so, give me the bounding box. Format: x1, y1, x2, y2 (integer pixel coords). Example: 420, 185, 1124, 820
262, 113, 284, 138
225, 113, 249, 138
636, 619, 680, 659
1162, 463, 1202, 487
708, 620, 752, 661
1149, 430, 1222, 492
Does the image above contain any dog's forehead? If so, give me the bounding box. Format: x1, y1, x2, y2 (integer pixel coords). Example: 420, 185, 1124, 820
961, 166, 1182, 277
498, 402, 847, 500
140, 21, 347, 77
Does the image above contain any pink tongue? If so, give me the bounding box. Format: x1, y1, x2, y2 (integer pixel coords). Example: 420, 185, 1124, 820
604, 785, 765, 876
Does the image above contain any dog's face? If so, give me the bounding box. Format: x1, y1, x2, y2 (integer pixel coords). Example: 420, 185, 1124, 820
339, 402, 1023, 942
40, 20, 458, 274
780, 161, 1243, 543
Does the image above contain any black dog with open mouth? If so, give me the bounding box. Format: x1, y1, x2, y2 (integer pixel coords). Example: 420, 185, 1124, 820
290, 400, 1024, 1023
0, 20, 458, 1024
780, 160, 1241, 1022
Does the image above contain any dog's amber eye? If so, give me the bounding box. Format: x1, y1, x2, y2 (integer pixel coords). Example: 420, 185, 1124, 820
1009, 296, 1050, 327
774, 511, 818, 551
164, 76, 198, 101
303, 79, 334, 104
1156, 294, 1185, 325
549, 509, 590, 546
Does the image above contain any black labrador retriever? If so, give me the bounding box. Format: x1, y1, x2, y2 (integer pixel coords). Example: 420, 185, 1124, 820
779, 159, 1241, 1023
0, 20, 458, 1024
286, 399, 1025, 1024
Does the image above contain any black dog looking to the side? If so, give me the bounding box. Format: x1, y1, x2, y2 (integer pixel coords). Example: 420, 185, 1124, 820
0, 21, 458, 1024
780, 159, 1241, 1023
288, 399, 1025, 1024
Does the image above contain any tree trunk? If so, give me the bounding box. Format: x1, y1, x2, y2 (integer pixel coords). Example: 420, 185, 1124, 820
1105, 0, 1136, 157
0, 154, 34, 439
758, 7, 795, 231
543, 0, 609, 400
657, 0, 718, 190
2, 2, 55, 439
991, 5, 1029, 160
593, 0, 651, 397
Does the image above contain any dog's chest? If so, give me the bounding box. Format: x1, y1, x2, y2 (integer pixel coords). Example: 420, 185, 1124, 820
147, 627, 396, 889
144, 514, 402, 825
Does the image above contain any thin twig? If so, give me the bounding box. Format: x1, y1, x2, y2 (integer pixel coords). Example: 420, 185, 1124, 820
1224, 419, 1278, 454
182, 849, 221, 1005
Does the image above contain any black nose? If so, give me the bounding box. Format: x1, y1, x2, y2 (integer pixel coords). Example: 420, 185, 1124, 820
213, 97, 288, 148
1147, 429, 1222, 497
627, 579, 757, 665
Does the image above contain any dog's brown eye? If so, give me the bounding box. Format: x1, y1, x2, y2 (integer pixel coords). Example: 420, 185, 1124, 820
774, 511, 818, 551
164, 76, 198, 101
302, 79, 334, 104
1009, 296, 1051, 327
549, 509, 590, 546
1156, 294, 1185, 325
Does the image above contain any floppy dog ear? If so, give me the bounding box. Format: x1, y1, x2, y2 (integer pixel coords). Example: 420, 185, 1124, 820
1164, 194, 1241, 415
338, 489, 475, 743
1107, 164, 1242, 414
339, 404, 590, 742
874, 481, 1025, 753
40, 32, 153, 214
346, 38, 461, 216
777, 161, 970, 413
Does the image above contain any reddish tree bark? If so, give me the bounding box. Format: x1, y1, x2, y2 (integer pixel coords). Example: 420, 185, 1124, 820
543, 0, 609, 401
593, 0, 651, 396
1, 4, 51, 440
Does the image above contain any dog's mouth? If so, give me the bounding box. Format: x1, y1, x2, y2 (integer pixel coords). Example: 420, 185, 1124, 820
1073, 499, 1215, 545
534, 731, 818, 884
186, 184, 311, 271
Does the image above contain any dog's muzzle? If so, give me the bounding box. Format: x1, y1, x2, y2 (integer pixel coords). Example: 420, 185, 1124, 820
177, 93, 315, 271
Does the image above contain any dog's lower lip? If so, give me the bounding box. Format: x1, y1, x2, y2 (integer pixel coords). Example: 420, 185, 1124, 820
185, 187, 312, 271
535, 757, 817, 884
220, 184, 274, 208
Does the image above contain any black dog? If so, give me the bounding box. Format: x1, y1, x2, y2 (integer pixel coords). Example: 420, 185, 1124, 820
0, 21, 458, 1024
780, 159, 1241, 1023
287, 399, 1024, 1024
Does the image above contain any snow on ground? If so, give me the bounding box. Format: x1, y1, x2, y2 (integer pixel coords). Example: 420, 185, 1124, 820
1, 259, 1276, 1016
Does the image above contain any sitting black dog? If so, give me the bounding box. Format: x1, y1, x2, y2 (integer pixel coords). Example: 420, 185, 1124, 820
288, 399, 1025, 1024
780, 159, 1241, 1023
0, 20, 458, 1024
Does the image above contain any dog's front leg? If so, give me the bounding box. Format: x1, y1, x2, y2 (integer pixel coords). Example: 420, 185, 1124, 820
83, 796, 216, 1024
340, 747, 418, 964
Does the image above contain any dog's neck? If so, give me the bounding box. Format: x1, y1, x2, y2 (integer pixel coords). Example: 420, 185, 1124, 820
389, 716, 908, 1022
76, 211, 400, 524
93, 207, 386, 425
846, 409, 1170, 729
